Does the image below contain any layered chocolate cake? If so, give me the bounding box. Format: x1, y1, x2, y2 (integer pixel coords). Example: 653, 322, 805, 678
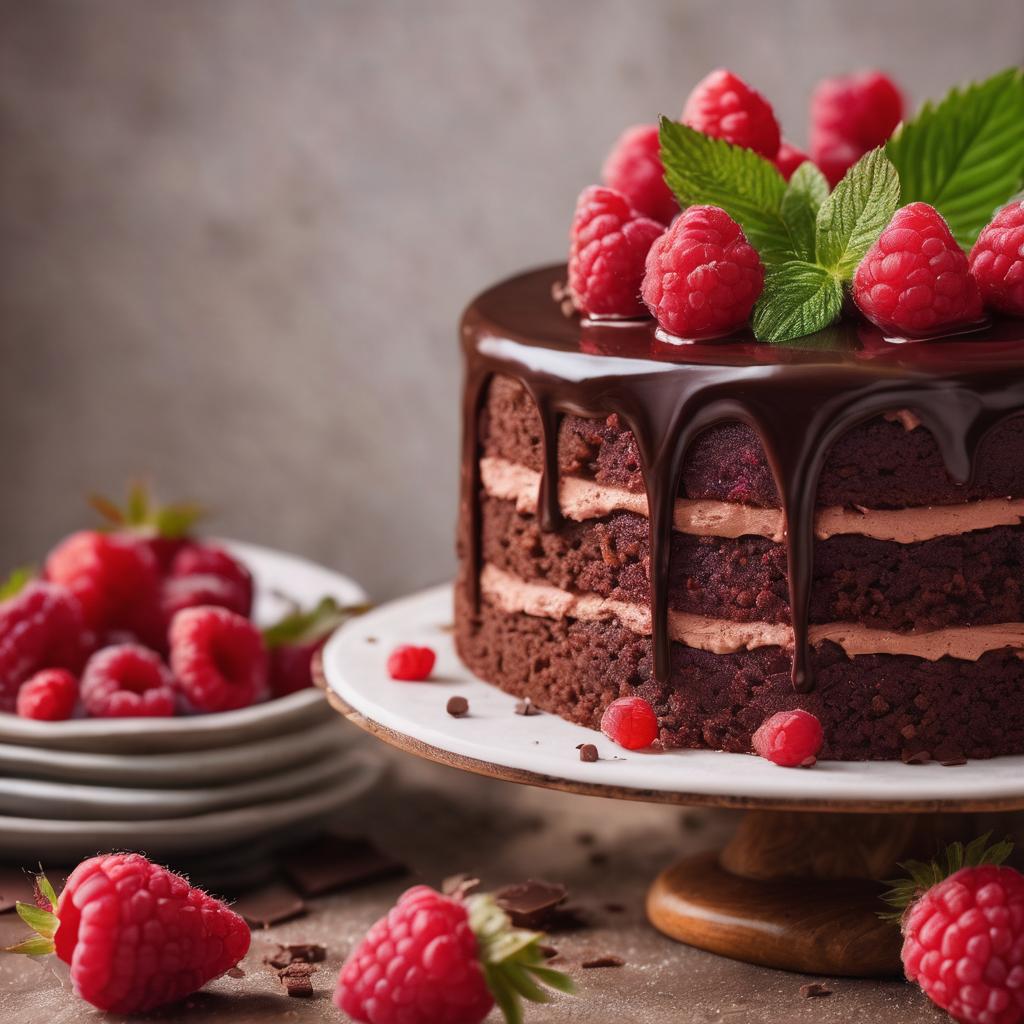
455, 266, 1024, 762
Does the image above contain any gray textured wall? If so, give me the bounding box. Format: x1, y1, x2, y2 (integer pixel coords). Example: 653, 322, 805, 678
2, 0, 1022, 598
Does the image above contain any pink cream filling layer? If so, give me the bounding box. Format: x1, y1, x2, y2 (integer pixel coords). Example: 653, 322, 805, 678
480, 564, 1024, 661
480, 457, 1024, 544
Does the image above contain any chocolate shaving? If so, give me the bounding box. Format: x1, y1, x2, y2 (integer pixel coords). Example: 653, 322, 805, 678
265, 943, 327, 969
538, 943, 559, 959
494, 879, 568, 929
283, 835, 405, 897
582, 954, 624, 968
446, 695, 469, 717
277, 961, 317, 997
233, 883, 306, 928
442, 874, 481, 899
514, 698, 540, 716
941, 756, 968, 766
578, 743, 598, 763
901, 749, 931, 765
227, 966, 246, 979
800, 982, 832, 998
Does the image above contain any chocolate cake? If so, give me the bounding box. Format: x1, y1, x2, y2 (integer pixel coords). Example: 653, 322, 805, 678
455, 265, 1024, 762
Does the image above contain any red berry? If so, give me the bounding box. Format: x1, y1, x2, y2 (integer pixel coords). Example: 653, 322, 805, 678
334, 885, 494, 1024
568, 186, 665, 318
54, 853, 250, 1013
774, 140, 811, 181
601, 124, 678, 225
600, 695, 658, 750
161, 574, 251, 625
169, 606, 268, 712
45, 531, 160, 637
641, 205, 764, 339
0, 581, 88, 711
811, 70, 904, 186
853, 202, 984, 337
902, 864, 1024, 1024
81, 644, 175, 718
751, 709, 822, 766
387, 644, 435, 682
16, 668, 78, 721
682, 69, 780, 158
170, 544, 253, 616
270, 639, 323, 697
970, 201, 1024, 317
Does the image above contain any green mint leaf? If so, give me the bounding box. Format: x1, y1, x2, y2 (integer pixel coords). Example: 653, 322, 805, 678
0, 567, 35, 601
262, 595, 371, 649
780, 162, 829, 261
815, 148, 900, 278
659, 117, 791, 262
752, 261, 844, 343
886, 68, 1024, 249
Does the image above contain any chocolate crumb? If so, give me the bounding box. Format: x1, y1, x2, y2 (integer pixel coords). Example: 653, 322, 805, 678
514, 698, 540, 716
438, 622, 455, 634
227, 967, 246, 979
277, 961, 317, 997
494, 879, 568, 929
800, 982, 832, 998
442, 874, 481, 899
283, 835, 406, 896
901, 749, 931, 765
941, 756, 968, 766
365, 636, 377, 644
578, 743, 598, 763
446, 695, 469, 717
582, 954, 625, 969
233, 883, 306, 929
603, 902, 626, 914
589, 851, 609, 867
265, 943, 327, 969
538, 944, 559, 959
574, 831, 595, 846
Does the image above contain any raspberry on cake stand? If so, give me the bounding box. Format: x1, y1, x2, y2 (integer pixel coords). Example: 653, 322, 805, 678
317, 584, 1024, 979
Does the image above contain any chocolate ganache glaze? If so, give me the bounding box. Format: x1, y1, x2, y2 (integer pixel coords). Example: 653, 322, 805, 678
460, 265, 1024, 694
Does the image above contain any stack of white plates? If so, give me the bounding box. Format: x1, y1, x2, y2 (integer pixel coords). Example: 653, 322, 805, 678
0, 542, 382, 861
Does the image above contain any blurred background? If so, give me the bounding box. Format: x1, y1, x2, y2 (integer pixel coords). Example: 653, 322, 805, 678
2, 0, 1023, 600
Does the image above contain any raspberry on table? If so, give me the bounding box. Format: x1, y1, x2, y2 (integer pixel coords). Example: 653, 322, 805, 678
568, 185, 665, 318
811, 70, 904, 185
16, 668, 78, 721
600, 695, 659, 750
853, 202, 985, 337
386, 644, 436, 681
751, 709, 823, 766
169, 606, 268, 712
161, 573, 251, 626
682, 69, 781, 158
774, 140, 811, 181
170, 543, 254, 616
641, 204, 764, 339
80, 644, 175, 718
970, 200, 1024, 317
0, 581, 89, 712
601, 124, 678, 225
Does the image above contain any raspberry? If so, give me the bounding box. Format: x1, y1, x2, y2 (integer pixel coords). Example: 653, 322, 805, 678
46, 853, 249, 1013
80, 644, 175, 718
161, 574, 251, 625
601, 124, 678, 224
170, 544, 253, 616
970, 201, 1024, 317
16, 668, 78, 721
45, 531, 160, 637
811, 70, 904, 185
0, 581, 88, 711
682, 69, 780, 158
387, 644, 435, 681
600, 695, 658, 750
774, 140, 811, 181
902, 864, 1024, 1024
270, 641, 321, 697
169, 606, 268, 712
641, 205, 764, 339
853, 202, 984, 337
568, 186, 665, 318
751, 709, 822, 766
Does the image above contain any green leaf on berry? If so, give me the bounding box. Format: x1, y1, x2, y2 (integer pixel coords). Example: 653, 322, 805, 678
15, 902, 57, 939
879, 832, 1014, 922
752, 261, 844, 344
35, 875, 58, 912
780, 162, 830, 261
262, 595, 372, 649
886, 67, 1024, 249
89, 481, 205, 539
0, 567, 35, 601
659, 117, 792, 262
815, 148, 901, 278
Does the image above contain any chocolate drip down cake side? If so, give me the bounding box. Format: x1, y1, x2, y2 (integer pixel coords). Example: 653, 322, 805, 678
454, 68, 1024, 764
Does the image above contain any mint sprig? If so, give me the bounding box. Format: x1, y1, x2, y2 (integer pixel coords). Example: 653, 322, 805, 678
752, 262, 844, 344
780, 162, 829, 261
887, 68, 1024, 249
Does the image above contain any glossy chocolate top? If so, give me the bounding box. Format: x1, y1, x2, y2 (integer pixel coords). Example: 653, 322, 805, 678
459, 265, 1024, 691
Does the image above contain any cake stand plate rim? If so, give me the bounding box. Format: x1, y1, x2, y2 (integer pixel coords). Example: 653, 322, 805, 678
319, 583, 1024, 813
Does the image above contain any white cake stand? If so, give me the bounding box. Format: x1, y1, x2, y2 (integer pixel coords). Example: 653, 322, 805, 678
318, 583, 1024, 977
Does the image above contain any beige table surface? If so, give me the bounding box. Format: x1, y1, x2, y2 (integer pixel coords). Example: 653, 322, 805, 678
0, 743, 947, 1023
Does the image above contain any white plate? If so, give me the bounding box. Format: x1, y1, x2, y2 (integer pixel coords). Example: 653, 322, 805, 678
0, 750, 384, 859
0, 540, 366, 753
322, 583, 1024, 811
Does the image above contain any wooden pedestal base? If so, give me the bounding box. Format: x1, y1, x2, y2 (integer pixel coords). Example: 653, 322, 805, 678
647, 810, 1021, 977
